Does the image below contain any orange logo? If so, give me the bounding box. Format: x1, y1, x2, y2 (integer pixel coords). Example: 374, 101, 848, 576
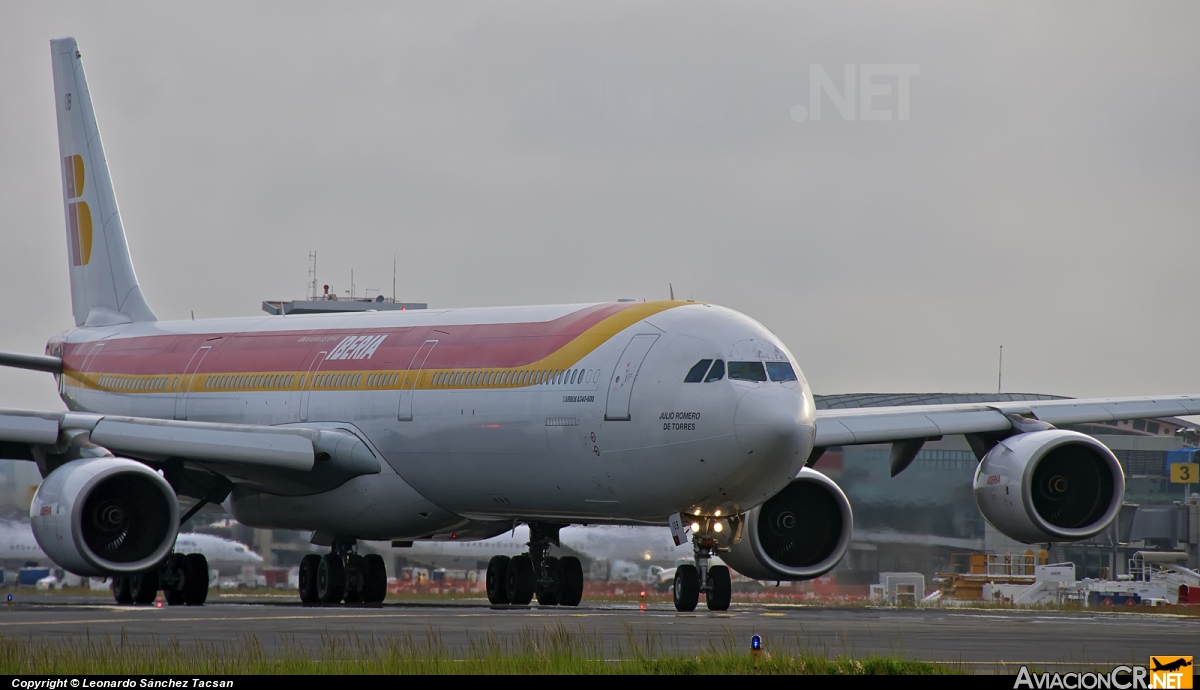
1150, 657, 1193, 689
64, 154, 91, 266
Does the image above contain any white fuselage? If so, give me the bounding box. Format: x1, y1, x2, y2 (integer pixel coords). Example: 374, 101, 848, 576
52, 301, 814, 541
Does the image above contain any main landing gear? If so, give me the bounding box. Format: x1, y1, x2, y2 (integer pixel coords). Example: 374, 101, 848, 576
298, 538, 388, 605
112, 552, 210, 606
485, 523, 584, 607
673, 516, 737, 612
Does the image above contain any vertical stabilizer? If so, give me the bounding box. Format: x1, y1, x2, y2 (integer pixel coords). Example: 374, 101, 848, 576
51, 38, 155, 327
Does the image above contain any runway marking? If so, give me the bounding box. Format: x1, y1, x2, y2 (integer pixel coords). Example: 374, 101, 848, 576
0, 612, 454, 628
761, 613, 787, 617
0, 607, 655, 629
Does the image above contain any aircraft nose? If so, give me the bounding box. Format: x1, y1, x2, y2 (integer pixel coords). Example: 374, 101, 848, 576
734, 385, 805, 456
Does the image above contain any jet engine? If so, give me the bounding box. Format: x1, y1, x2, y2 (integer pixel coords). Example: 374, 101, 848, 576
30, 457, 179, 576
722, 468, 853, 581
973, 429, 1125, 544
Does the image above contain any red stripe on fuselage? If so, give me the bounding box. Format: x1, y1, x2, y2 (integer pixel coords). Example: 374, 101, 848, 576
60, 303, 630, 376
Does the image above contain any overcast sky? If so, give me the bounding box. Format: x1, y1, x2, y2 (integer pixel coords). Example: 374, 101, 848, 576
1, 2, 1198, 412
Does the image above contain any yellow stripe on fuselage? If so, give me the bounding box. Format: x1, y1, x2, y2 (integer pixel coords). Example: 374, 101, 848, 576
65, 300, 688, 394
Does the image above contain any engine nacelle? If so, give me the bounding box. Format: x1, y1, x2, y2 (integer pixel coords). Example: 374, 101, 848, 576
30, 458, 179, 576
722, 468, 853, 581
973, 429, 1125, 544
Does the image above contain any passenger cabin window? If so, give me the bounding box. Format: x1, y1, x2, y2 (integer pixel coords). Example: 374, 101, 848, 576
766, 362, 798, 382
684, 359, 713, 383
728, 361, 767, 382
704, 359, 725, 382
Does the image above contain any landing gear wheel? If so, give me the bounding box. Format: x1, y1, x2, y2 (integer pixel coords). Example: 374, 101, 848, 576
316, 553, 345, 604
706, 565, 731, 611
298, 554, 320, 604
505, 554, 535, 606
486, 555, 511, 605
164, 554, 187, 606
130, 569, 159, 605
559, 556, 584, 607
183, 553, 209, 606
113, 576, 132, 605
673, 564, 699, 612
535, 556, 562, 606
343, 554, 365, 604
362, 554, 387, 604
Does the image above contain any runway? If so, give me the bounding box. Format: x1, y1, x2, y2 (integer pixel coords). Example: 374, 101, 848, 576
1, 595, 1196, 669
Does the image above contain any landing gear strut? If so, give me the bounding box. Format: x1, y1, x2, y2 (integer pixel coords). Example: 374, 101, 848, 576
673, 515, 738, 612
112, 551, 209, 606
299, 538, 387, 605
486, 523, 584, 607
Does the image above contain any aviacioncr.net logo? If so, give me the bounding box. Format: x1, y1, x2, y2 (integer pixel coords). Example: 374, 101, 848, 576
1015, 658, 1194, 690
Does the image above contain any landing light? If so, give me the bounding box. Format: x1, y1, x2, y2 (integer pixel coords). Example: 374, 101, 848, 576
690, 522, 701, 533
693, 508, 702, 516
714, 510, 721, 517
713, 522, 723, 533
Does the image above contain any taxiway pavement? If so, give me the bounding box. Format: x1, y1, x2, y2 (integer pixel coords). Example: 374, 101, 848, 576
1, 595, 1194, 669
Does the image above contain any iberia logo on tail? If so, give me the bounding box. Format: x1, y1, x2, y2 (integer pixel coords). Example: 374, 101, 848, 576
64, 154, 91, 266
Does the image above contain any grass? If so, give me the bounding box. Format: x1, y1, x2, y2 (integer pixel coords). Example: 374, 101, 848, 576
0, 625, 962, 675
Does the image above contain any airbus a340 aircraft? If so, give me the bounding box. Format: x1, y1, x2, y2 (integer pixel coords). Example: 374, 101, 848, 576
3, 38, 1199, 611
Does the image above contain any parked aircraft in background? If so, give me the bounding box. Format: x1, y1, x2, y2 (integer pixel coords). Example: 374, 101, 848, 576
2, 38, 1199, 613
0, 521, 261, 576
369, 524, 687, 576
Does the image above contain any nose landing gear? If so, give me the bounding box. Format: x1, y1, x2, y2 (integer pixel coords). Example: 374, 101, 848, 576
485, 523, 584, 607
673, 515, 739, 612
298, 538, 387, 605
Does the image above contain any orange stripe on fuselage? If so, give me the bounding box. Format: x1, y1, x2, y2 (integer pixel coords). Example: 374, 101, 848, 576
61, 301, 688, 394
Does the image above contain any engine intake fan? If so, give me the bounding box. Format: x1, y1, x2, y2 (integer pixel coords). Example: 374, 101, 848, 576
31, 457, 179, 576
973, 429, 1125, 544
722, 468, 853, 581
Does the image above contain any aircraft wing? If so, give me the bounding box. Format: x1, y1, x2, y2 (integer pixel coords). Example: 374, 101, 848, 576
814, 394, 1200, 447
813, 394, 1200, 476
0, 409, 380, 496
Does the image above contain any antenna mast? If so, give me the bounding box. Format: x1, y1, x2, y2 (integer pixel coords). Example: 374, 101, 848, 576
393, 255, 397, 303
997, 345, 1004, 394
308, 251, 318, 301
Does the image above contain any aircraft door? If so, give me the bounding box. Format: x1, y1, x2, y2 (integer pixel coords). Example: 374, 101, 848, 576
77, 342, 104, 388
174, 346, 211, 420
298, 351, 328, 422
398, 340, 438, 421
67, 342, 105, 406
604, 334, 659, 421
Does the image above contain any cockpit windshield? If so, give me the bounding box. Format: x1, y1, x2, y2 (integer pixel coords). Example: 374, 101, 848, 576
686, 359, 795, 383
684, 359, 713, 383
727, 361, 767, 382
766, 362, 798, 382
705, 359, 725, 382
